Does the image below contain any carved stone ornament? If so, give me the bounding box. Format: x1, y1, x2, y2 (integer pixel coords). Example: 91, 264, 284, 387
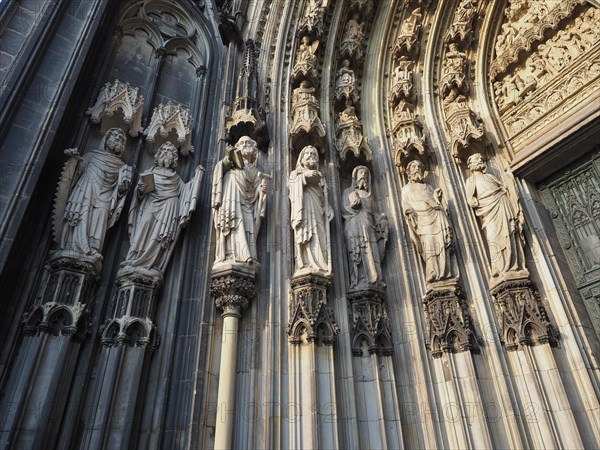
287, 274, 339, 346
291, 36, 319, 86
348, 290, 393, 357
289, 146, 334, 277
401, 160, 459, 286
445, 0, 477, 45
335, 105, 371, 161
342, 166, 388, 291
444, 95, 485, 164
339, 13, 365, 64
490, 0, 587, 79
52, 128, 131, 270
212, 136, 269, 271
211, 267, 257, 318
334, 60, 359, 110
494, 7, 600, 144
144, 102, 194, 156
440, 43, 468, 99
392, 8, 422, 60
86, 80, 144, 137
297, 0, 324, 40
120, 142, 204, 279
423, 280, 480, 358
289, 81, 326, 149
225, 40, 269, 150
491, 277, 559, 351
389, 57, 414, 107
391, 102, 427, 172
349, 0, 374, 19
22, 257, 97, 340
100, 271, 161, 350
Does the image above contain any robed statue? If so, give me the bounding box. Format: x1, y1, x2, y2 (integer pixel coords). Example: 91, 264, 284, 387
401, 160, 458, 283
120, 141, 204, 277
212, 136, 269, 269
466, 153, 526, 278
289, 145, 334, 276
342, 166, 388, 291
53, 128, 131, 266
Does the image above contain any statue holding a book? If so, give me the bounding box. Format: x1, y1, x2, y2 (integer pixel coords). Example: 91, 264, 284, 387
120, 141, 204, 277
212, 135, 270, 271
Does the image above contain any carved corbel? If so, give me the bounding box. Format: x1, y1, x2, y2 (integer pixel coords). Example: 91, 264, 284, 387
86, 80, 144, 137
491, 277, 559, 351
287, 274, 339, 346
144, 102, 194, 155
211, 267, 256, 319
348, 290, 393, 357
423, 281, 480, 358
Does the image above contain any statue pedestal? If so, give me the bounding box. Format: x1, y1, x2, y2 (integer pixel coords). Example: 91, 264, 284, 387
287, 272, 339, 346
490, 275, 559, 351
347, 288, 393, 357
423, 280, 480, 358
1, 256, 98, 449
211, 264, 256, 450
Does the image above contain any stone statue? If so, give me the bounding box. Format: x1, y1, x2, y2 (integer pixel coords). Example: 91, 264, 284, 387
401, 160, 457, 283
292, 36, 319, 81
212, 136, 269, 269
120, 142, 204, 277
53, 128, 131, 266
342, 166, 388, 291
289, 145, 333, 276
344, 13, 364, 42
466, 153, 526, 278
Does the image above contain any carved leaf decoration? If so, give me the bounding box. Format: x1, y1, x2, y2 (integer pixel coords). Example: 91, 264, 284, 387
52, 155, 81, 244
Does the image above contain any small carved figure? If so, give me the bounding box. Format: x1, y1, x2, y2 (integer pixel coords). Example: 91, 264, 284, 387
335, 60, 358, 105
401, 160, 457, 283
394, 7, 422, 56
342, 166, 388, 290
121, 142, 204, 276
212, 136, 269, 268
54, 128, 131, 265
391, 57, 413, 101
292, 36, 319, 81
344, 13, 365, 42
466, 153, 526, 278
289, 145, 334, 275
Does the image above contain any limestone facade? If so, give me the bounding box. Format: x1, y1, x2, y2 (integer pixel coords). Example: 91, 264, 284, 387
0, 0, 599, 449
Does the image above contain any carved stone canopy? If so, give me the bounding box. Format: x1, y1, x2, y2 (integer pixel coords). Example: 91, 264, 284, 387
144, 101, 194, 155
392, 7, 422, 60
335, 105, 371, 161
289, 81, 326, 150
86, 80, 144, 137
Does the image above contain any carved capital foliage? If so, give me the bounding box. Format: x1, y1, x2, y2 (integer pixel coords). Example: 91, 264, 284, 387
348, 290, 393, 357
144, 101, 193, 155
491, 277, 559, 351
211, 273, 256, 318
423, 282, 480, 358
86, 80, 144, 137
287, 274, 339, 346
100, 272, 161, 350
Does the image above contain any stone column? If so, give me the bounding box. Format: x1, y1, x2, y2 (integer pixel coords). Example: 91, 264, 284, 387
0, 256, 98, 450
211, 264, 256, 450
79, 270, 160, 450
287, 273, 339, 449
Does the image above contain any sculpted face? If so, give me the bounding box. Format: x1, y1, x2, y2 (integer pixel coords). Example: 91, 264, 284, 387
301, 147, 319, 169
156, 143, 178, 169
467, 153, 486, 172
355, 167, 369, 190
105, 129, 126, 155
236, 136, 258, 163
406, 161, 425, 182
